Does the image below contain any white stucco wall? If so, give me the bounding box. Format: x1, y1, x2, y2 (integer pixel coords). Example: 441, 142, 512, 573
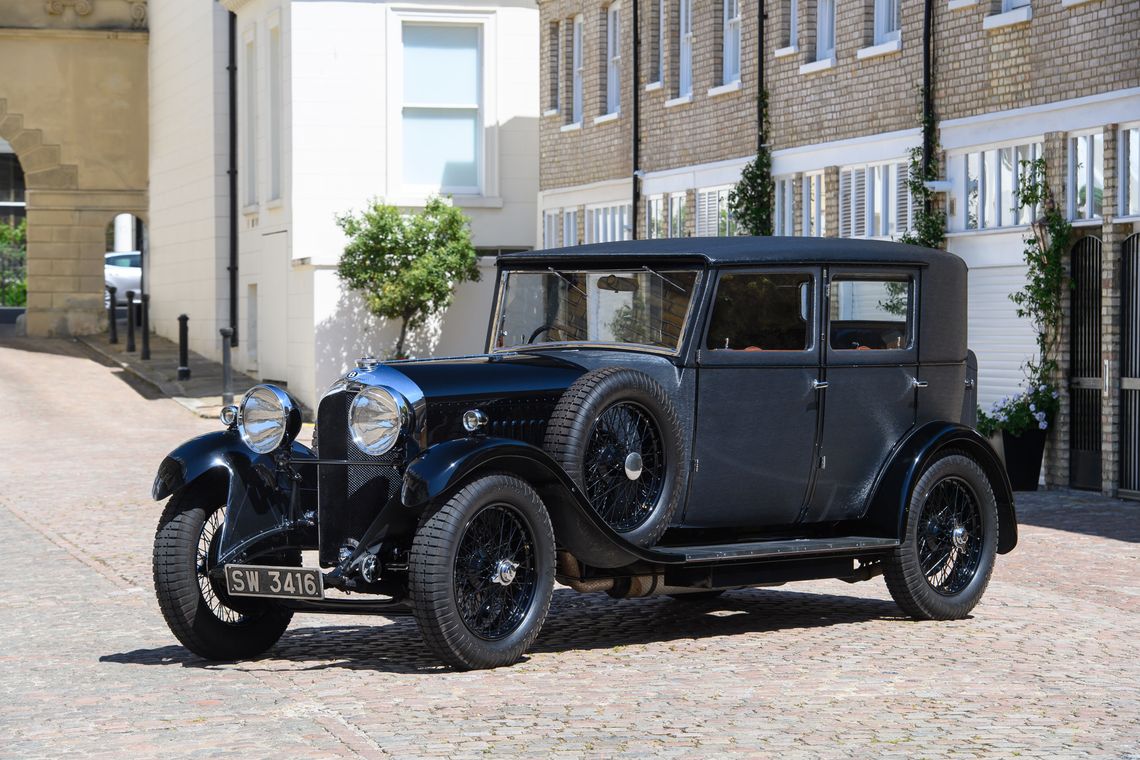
147, 0, 231, 360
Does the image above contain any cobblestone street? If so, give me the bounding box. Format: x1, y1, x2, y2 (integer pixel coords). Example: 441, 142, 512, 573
1, 337, 1138, 758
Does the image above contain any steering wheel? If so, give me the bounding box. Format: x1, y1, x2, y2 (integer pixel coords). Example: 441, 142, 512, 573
527, 323, 566, 344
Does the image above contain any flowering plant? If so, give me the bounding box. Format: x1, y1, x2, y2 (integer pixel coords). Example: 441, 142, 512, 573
977, 375, 1060, 438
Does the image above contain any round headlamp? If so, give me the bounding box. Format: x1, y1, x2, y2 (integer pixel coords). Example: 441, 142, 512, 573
238, 384, 301, 454
349, 386, 407, 456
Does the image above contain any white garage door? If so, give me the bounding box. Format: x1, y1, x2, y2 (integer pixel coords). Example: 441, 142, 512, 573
966, 265, 1038, 412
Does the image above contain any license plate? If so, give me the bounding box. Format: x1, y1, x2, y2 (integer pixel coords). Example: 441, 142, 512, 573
224, 564, 324, 601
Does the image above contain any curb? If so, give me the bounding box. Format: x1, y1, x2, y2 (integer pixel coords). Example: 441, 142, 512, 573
75, 336, 220, 420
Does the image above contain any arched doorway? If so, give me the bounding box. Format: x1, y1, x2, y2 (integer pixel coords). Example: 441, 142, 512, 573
1122, 233, 1140, 497
1070, 236, 1102, 491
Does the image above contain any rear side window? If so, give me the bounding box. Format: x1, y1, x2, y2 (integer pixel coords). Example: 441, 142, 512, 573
828, 276, 911, 350
706, 272, 812, 351
106, 254, 140, 268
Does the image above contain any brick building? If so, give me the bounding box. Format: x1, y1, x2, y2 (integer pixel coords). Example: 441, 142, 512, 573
536, 0, 1139, 496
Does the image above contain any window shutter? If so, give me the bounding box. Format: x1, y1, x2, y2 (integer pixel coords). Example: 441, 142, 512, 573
895, 162, 911, 233
853, 168, 867, 238
839, 171, 851, 238
696, 190, 716, 236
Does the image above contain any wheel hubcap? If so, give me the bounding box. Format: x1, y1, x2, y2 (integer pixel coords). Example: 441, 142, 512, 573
491, 558, 520, 586
624, 452, 644, 481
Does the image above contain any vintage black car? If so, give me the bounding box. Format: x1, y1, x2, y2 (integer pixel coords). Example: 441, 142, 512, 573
151, 237, 1016, 670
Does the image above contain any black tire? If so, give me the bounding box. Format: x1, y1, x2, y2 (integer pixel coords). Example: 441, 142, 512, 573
884, 453, 998, 620
152, 488, 296, 660
409, 474, 556, 670
544, 367, 683, 547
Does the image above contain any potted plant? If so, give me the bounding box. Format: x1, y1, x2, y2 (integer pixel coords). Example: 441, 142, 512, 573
976, 158, 1070, 489
977, 377, 1060, 490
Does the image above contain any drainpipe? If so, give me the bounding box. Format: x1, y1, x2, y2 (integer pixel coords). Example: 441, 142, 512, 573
227, 9, 239, 347
757, 1, 766, 154
921, 0, 934, 190
631, 0, 641, 239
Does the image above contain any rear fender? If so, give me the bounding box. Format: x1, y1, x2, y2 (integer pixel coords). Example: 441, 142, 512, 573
152, 429, 317, 565
402, 437, 676, 568
866, 422, 1017, 553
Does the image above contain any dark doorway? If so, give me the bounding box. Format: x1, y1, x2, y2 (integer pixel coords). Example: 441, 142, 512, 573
1121, 233, 1140, 499
1070, 236, 1102, 490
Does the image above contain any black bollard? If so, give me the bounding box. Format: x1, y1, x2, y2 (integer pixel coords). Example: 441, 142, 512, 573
125, 290, 136, 352
177, 314, 190, 380
107, 285, 118, 345
140, 293, 151, 360
220, 327, 234, 406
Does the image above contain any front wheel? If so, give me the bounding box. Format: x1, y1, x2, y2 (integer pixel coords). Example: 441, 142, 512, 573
409, 474, 555, 670
152, 489, 295, 660
884, 453, 998, 620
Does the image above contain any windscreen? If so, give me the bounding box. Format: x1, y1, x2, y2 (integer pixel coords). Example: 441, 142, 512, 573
493, 267, 701, 353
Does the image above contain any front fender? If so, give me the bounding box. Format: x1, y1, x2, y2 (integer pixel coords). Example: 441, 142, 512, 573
866, 422, 1017, 554
152, 430, 317, 565
403, 437, 677, 568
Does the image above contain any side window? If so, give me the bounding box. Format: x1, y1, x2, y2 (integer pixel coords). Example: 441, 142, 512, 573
706, 272, 812, 351
828, 276, 911, 350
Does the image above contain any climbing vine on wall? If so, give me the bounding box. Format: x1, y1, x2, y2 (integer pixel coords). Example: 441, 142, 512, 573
729, 90, 774, 237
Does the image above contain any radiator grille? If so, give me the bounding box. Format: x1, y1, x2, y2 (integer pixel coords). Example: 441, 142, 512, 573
317, 388, 403, 565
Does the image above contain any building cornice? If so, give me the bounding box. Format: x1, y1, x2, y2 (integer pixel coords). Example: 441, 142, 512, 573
219, 0, 256, 13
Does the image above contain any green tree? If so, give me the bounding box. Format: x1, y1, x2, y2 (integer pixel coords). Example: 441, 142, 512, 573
0, 219, 27, 307
336, 196, 479, 358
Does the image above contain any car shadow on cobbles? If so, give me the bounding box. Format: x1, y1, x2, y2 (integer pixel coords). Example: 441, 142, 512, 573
101, 587, 903, 674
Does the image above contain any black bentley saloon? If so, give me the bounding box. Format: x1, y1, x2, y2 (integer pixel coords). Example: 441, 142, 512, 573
151, 237, 1016, 670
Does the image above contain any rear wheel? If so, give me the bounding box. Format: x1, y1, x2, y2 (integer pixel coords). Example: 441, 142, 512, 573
884, 454, 998, 620
409, 474, 555, 670
152, 489, 296, 660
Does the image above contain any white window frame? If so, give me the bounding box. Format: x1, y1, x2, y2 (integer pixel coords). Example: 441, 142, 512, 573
668, 193, 687, 237
1067, 131, 1104, 222
386, 9, 498, 204
585, 203, 633, 243
563, 208, 579, 245
678, 0, 693, 97
267, 13, 283, 203
873, 0, 900, 45
802, 172, 825, 237
654, 0, 665, 84
815, 0, 835, 61
572, 15, 584, 125
543, 210, 559, 249
1120, 123, 1140, 219
839, 162, 913, 239
1003, 0, 1031, 10
242, 26, 258, 209
696, 187, 736, 237
949, 141, 1042, 232
774, 176, 795, 235
723, 0, 741, 85
605, 3, 622, 115
646, 195, 664, 239
788, 0, 798, 48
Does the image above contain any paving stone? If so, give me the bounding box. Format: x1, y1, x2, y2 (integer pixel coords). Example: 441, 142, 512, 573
0, 336, 1138, 758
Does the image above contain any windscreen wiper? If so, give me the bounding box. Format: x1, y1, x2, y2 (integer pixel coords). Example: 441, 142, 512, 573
643, 266, 686, 293
548, 268, 587, 297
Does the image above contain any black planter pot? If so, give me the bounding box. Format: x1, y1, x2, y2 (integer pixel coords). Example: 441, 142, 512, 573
1000, 427, 1048, 491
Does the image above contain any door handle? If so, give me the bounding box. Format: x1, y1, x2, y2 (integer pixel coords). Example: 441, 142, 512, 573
913, 378, 929, 389
812, 380, 829, 390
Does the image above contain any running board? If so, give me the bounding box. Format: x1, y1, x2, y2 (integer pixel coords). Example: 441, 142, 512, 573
655, 536, 899, 564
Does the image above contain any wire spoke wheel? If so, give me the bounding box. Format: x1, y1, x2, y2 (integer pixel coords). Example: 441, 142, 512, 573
453, 504, 538, 640
195, 506, 247, 625
582, 401, 665, 532
916, 476, 984, 595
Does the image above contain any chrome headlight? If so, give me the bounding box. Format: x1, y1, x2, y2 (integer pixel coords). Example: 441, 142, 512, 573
238, 384, 301, 454
349, 386, 407, 456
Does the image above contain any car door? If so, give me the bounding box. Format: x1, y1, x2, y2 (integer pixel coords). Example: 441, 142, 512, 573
803, 267, 919, 523
684, 267, 823, 530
